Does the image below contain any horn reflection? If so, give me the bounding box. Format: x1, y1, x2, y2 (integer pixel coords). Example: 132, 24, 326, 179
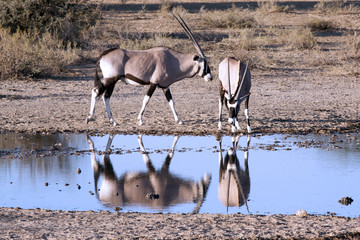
218, 134, 251, 213
86, 135, 211, 213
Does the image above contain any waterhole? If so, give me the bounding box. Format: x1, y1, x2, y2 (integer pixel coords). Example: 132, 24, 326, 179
1, 132, 359, 217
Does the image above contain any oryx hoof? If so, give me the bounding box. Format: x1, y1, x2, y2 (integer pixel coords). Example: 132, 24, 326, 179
138, 120, 143, 126
177, 120, 184, 125
110, 120, 118, 127
247, 126, 252, 133
218, 122, 222, 130
86, 116, 93, 124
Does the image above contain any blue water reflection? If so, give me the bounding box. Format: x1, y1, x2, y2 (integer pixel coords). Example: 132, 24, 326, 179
0, 133, 359, 217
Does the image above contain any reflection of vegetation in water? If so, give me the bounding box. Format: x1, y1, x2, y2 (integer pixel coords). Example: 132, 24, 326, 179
0, 133, 86, 177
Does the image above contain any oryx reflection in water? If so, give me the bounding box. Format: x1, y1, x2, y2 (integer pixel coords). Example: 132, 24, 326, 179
87, 135, 211, 213
218, 135, 251, 212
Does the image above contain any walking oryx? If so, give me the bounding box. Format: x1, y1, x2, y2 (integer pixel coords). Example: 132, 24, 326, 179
86, 13, 212, 126
218, 134, 251, 212
86, 135, 211, 213
218, 57, 251, 133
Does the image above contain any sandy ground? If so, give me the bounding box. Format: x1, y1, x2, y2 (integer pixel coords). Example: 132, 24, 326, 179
1, 207, 360, 239
0, 65, 359, 136
0, 64, 360, 239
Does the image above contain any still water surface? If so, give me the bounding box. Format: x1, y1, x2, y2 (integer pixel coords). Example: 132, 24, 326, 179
1, 133, 359, 217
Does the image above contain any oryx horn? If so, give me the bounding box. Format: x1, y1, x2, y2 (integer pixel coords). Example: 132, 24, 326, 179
171, 11, 207, 60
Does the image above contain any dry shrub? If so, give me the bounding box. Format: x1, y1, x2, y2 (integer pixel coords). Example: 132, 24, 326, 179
284, 27, 317, 50
307, 19, 337, 31
0, 28, 79, 80
257, 0, 294, 13
0, 0, 101, 45
347, 32, 360, 54
314, 0, 360, 13
201, 6, 259, 29
158, 4, 187, 19
330, 60, 360, 76
118, 32, 189, 52
219, 29, 260, 51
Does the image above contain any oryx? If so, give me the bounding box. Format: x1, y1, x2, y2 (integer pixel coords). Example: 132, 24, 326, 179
86, 13, 212, 126
218, 57, 251, 133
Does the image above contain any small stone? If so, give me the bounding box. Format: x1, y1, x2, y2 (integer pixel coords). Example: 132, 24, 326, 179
338, 197, 353, 206
76, 168, 81, 174
296, 209, 308, 217
145, 193, 160, 200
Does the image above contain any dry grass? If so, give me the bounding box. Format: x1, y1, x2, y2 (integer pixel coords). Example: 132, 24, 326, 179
283, 27, 317, 50
257, 0, 294, 13
307, 19, 337, 31
347, 32, 360, 54
2, 0, 360, 80
314, 0, 360, 13
200, 5, 260, 29
0, 28, 79, 80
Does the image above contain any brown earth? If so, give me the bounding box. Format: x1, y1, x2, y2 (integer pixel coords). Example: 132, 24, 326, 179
1, 0, 360, 239
0, 64, 358, 136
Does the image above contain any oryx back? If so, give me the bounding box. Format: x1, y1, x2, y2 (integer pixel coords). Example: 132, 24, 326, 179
218, 57, 252, 133
99, 47, 198, 88
219, 57, 251, 102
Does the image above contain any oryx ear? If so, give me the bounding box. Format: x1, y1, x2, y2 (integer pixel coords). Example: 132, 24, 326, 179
193, 55, 200, 61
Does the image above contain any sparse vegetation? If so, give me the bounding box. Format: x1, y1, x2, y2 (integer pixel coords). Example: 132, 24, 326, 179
314, 0, 360, 13
0, 0, 100, 80
201, 6, 259, 29
0, 0, 101, 44
307, 19, 337, 31
0, 28, 79, 80
347, 31, 360, 54
257, 0, 294, 13
0, 0, 359, 80
283, 27, 317, 50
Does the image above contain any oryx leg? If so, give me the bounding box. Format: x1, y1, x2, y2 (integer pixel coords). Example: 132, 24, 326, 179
244, 96, 251, 133
234, 103, 241, 131
163, 87, 183, 125
103, 83, 117, 126
218, 87, 225, 130
138, 83, 157, 126
228, 104, 238, 133
86, 88, 101, 124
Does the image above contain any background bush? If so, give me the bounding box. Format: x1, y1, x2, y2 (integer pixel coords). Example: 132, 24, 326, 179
0, 0, 100, 44
0, 0, 100, 80
0, 28, 79, 79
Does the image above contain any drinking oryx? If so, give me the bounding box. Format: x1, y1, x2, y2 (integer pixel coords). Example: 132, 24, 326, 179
218, 135, 251, 212
86, 135, 211, 213
86, 13, 212, 126
218, 57, 251, 133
